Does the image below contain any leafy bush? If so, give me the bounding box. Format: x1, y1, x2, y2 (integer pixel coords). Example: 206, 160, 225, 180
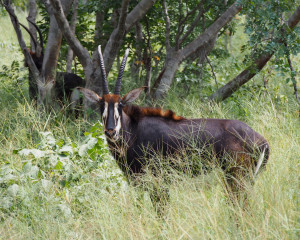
0, 123, 125, 216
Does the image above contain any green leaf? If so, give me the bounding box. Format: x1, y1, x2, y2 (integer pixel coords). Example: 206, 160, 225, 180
54, 160, 63, 170
41, 179, 53, 192
13, 149, 21, 154
56, 139, 65, 147
78, 137, 98, 157
7, 184, 19, 197
0, 197, 13, 209
40, 131, 56, 148
59, 145, 73, 156
58, 203, 72, 218
19, 149, 47, 158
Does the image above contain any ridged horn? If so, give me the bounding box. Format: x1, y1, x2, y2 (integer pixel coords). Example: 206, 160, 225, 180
114, 48, 129, 95
98, 45, 109, 95
27, 18, 44, 56
19, 23, 38, 50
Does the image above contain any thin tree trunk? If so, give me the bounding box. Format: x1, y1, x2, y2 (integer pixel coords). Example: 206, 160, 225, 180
42, 0, 73, 86
152, 34, 217, 99
286, 56, 300, 107
144, 53, 152, 94
28, 0, 37, 52
27, 0, 38, 101
49, 0, 156, 100
209, 54, 272, 102
131, 22, 143, 82
152, 50, 180, 98
209, 6, 300, 102
153, 0, 242, 99
2, 0, 43, 103
66, 0, 78, 73
94, 10, 105, 48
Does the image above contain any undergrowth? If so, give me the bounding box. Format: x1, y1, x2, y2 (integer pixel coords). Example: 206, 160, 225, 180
0, 88, 298, 239
0, 10, 299, 240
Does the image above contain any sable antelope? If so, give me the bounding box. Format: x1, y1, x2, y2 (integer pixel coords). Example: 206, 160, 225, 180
20, 18, 85, 104
79, 46, 269, 197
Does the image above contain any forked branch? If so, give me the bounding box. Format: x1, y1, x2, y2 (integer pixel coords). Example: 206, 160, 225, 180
1, 0, 40, 79
48, 0, 92, 69
162, 0, 171, 50
209, 5, 300, 102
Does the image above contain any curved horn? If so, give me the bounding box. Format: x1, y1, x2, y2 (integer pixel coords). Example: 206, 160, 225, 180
114, 48, 129, 95
98, 45, 109, 95
19, 23, 37, 50
27, 18, 44, 56
4, 8, 38, 52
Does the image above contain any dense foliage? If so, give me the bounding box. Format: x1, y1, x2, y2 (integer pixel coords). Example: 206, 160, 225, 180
0, 1, 299, 238
12, 0, 297, 99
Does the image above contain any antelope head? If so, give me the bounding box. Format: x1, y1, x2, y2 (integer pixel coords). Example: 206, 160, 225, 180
78, 46, 144, 140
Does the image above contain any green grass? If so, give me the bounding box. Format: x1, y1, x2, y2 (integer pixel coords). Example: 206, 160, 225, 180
0, 12, 299, 240
0, 96, 298, 239
0, 11, 30, 67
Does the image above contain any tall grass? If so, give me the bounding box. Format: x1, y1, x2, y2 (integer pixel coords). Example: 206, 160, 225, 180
0, 92, 298, 239
0, 12, 299, 240
0, 10, 29, 66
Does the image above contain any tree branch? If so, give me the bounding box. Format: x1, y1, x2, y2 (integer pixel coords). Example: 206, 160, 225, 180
178, 6, 204, 47
206, 55, 218, 89
182, 0, 242, 60
28, 0, 37, 52
96, 0, 156, 77
2, 0, 40, 80
176, 0, 207, 48
162, 0, 171, 50
49, 0, 92, 69
94, 10, 105, 46
287, 55, 300, 106
66, 0, 78, 72
125, 0, 157, 31
102, 0, 130, 72
118, 0, 130, 33
174, 0, 184, 49
209, 5, 300, 102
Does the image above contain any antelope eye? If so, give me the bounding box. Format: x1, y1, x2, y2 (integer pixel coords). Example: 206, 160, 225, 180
99, 100, 105, 107
119, 102, 124, 108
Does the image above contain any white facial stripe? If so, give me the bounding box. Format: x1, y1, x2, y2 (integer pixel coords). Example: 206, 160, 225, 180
102, 102, 108, 124
114, 103, 121, 136
114, 103, 120, 119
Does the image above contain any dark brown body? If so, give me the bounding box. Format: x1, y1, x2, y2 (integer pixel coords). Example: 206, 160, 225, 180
79, 46, 270, 199
109, 106, 269, 186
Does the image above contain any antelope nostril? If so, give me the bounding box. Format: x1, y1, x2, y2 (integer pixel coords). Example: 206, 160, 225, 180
105, 130, 116, 138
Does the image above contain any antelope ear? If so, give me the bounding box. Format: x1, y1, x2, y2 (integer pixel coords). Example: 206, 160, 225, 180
77, 87, 102, 103
122, 87, 146, 104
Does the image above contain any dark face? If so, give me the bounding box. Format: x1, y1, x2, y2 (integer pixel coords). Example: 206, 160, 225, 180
78, 86, 145, 141
100, 94, 123, 140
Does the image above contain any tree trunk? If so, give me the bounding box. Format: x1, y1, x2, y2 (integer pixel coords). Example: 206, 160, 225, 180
144, 53, 152, 95
49, 0, 157, 101
66, 0, 78, 73
209, 54, 272, 102
27, 0, 39, 101
152, 50, 180, 98
209, 6, 300, 102
130, 22, 143, 82
153, 34, 217, 99
42, 0, 73, 85
153, 0, 242, 99
28, 0, 37, 53
94, 10, 105, 48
